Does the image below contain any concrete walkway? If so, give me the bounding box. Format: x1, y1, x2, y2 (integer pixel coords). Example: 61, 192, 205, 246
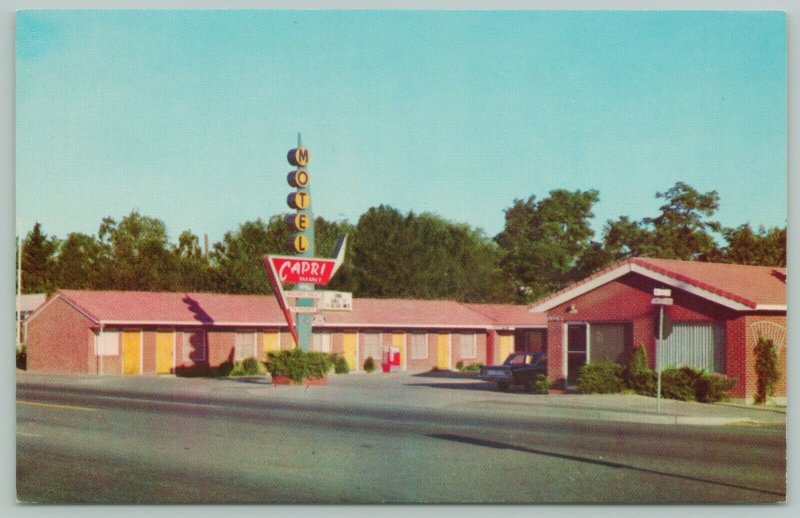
16, 370, 786, 427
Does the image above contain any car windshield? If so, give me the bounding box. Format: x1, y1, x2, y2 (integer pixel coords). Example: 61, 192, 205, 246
503, 352, 546, 366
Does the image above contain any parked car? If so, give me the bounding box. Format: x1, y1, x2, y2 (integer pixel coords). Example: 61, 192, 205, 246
478, 352, 547, 392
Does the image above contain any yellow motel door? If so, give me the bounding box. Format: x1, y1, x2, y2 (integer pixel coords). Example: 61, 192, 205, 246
342, 332, 357, 372
155, 331, 174, 374
498, 334, 513, 363
263, 331, 280, 360
122, 331, 141, 375
437, 334, 450, 370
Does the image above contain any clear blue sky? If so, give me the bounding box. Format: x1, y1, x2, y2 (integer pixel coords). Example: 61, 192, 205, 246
16, 10, 787, 245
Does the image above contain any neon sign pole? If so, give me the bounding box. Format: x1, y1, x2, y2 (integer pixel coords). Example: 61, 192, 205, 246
265, 135, 347, 349
287, 133, 314, 350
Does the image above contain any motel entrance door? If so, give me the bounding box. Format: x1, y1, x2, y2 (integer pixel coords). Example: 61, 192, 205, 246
566, 324, 588, 386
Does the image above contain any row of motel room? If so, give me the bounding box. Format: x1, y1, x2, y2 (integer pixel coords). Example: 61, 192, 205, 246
26, 257, 787, 402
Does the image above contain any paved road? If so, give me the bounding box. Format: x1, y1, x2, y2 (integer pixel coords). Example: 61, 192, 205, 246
16, 376, 785, 503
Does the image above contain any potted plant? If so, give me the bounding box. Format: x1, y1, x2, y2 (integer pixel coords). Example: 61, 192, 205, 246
266, 349, 334, 385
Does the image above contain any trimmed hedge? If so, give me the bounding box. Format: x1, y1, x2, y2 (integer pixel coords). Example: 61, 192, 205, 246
576, 360, 625, 394
230, 357, 264, 376
754, 337, 779, 404
266, 349, 333, 382
695, 373, 736, 403
625, 345, 656, 397
660, 366, 703, 401
534, 374, 550, 395
332, 354, 350, 374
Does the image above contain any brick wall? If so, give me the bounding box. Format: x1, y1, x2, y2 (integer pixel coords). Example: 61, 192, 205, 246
405, 332, 436, 371
27, 297, 95, 374
208, 331, 235, 367
544, 272, 741, 386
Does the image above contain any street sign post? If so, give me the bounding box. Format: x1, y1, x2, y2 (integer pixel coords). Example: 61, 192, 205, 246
651, 288, 672, 413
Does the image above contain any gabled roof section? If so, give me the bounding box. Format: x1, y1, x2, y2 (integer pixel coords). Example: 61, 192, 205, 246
529, 258, 786, 313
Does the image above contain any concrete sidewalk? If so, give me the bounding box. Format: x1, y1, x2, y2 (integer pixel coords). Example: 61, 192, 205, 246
16, 370, 786, 427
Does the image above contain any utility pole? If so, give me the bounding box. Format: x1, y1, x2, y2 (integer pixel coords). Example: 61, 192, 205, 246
16, 220, 23, 350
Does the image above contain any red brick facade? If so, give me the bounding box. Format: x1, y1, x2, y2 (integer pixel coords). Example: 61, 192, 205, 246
26, 298, 95, 374
543, 272, 786, 401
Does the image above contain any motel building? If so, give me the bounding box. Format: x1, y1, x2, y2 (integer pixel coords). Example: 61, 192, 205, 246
24, 291, 545, 377
25, 258, 785, 403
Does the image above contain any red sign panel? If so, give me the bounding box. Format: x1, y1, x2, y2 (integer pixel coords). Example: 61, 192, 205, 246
269, 256, 337, 285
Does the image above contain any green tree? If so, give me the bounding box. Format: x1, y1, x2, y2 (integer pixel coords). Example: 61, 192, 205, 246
495, 190, 600, 301
21, 223, 59, 294
351, 206, 512, 302
351, 205, 412, 298
212, 215, 352, 294
55, 232, 105, 290
98, 211, 178, 291
644, 182, 722, 260
172, 230, 221, 292
211, 218, 277, 294
602, 182, 723, 262
602, 215, 651, 260
718, 224, 786, 267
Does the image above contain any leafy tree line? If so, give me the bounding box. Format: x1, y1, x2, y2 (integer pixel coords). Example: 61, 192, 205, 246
18, 182, 786, 303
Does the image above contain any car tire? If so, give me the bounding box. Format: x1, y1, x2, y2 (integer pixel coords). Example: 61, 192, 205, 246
523, 381, 534, 393
497, 381, 510, 392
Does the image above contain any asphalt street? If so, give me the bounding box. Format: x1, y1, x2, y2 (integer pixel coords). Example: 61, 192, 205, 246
16, 374, 786, 504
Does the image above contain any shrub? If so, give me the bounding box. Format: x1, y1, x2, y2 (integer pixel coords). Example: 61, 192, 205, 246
695, 373, 736, 403
660, 366, 703, 401
227, 357, 264, 376
754, 337, 779, 404
534, 374, 550, 394
576, 360, 625, 394
625, 345, 657, 396
266, 349, 333, 382
16, 345, 27, 370
456, 360, 465, 371
332, 354, 350, 374
461, 363, 482, 373
363, 356, 376, 373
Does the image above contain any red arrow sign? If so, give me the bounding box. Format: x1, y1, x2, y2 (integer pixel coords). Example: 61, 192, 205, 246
262, 236, 348, 347
269, 256, 336, 285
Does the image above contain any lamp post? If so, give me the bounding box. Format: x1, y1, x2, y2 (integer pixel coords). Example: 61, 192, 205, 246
651, 288, 672, 413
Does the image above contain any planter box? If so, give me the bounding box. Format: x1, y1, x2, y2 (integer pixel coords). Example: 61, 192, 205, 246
271, 375, 328, 386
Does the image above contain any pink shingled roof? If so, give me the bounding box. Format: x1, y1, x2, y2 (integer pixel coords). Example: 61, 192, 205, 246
54, 290, 540, 328
531, 258, 786, 310
463, 303, 547, 327
631, 257, 786, 308
59, 290, 286, 325
327, 298, 495, 328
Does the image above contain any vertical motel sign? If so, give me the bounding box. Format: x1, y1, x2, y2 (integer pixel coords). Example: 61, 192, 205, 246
263, 136, 347, 349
